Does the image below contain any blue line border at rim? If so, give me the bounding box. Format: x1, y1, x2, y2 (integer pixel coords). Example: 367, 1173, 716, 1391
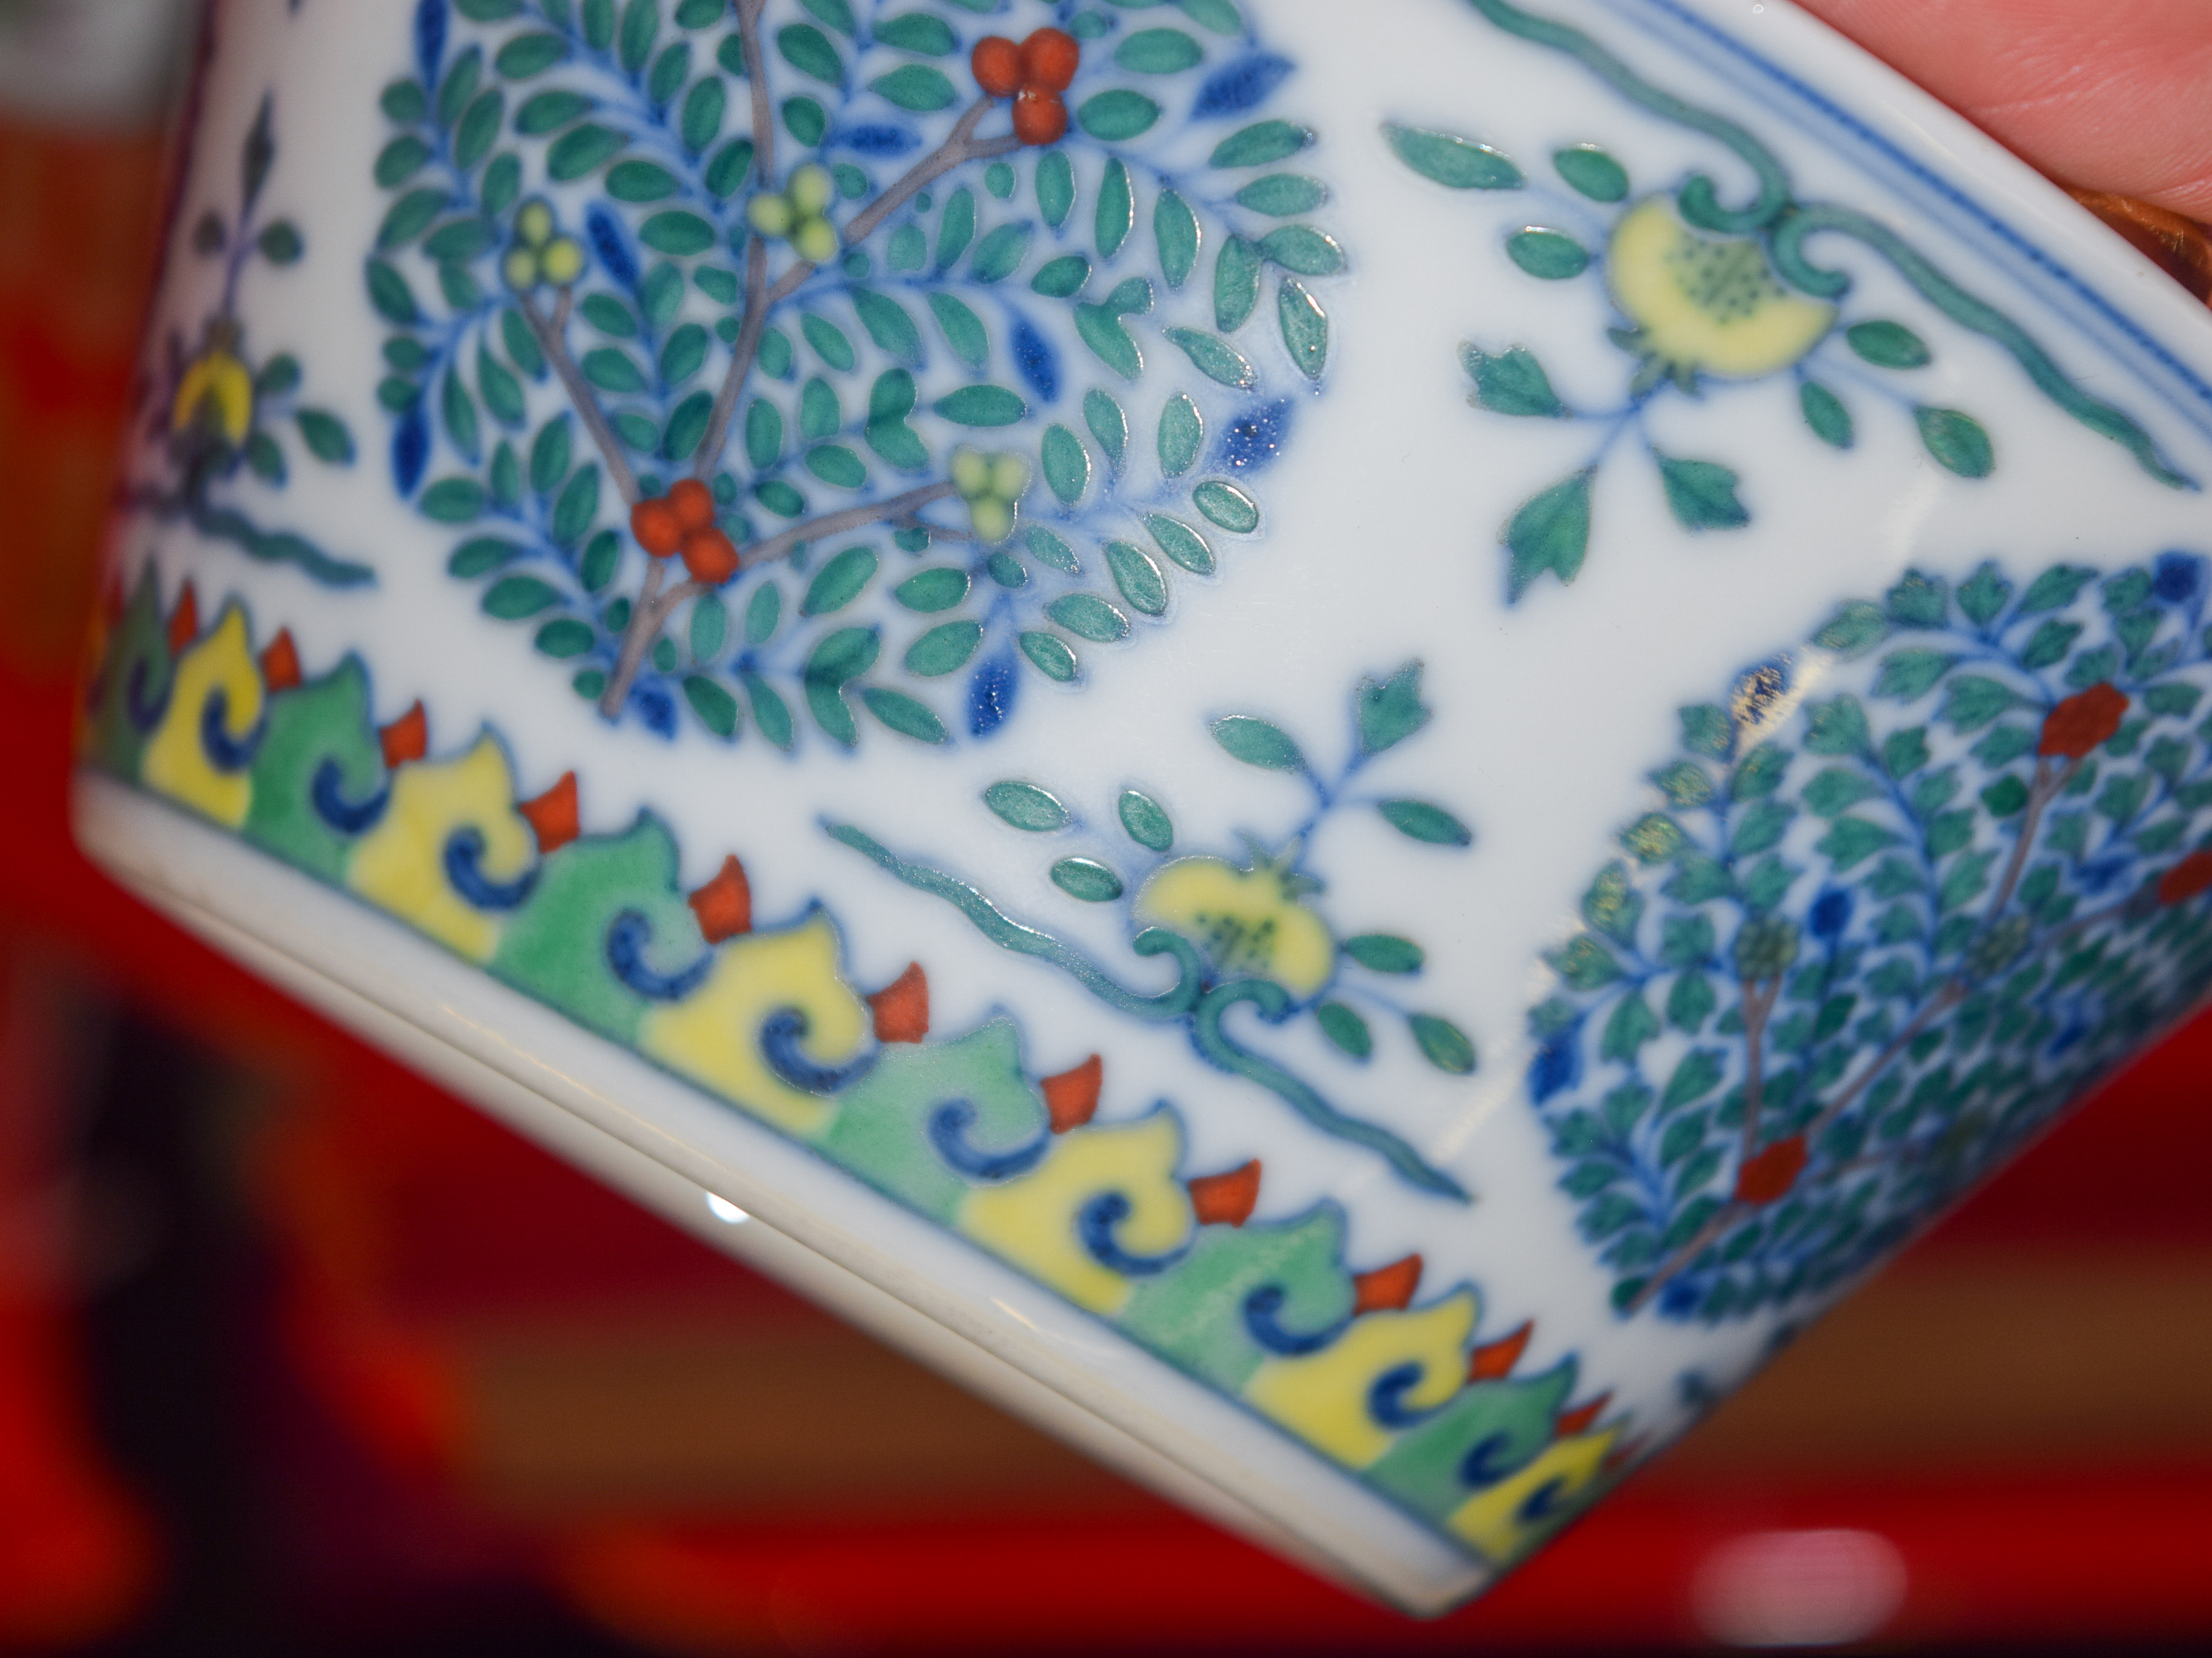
1590, 0, 2212, 450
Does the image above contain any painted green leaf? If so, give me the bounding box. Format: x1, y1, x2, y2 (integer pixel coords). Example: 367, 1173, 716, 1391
984, 781, 1071, 832
640, 211, 714, 255
551, 465, 600, 545
871, 64, 955, 109
1257, 225, 1344, 276
296, 410, 355, 464
1035, 150, 1074, 227
1316, 1002, 1372, 1059
681, 77, 725, 152
1505, 473, 1591, 599
1075, 306, 1143, 380
1466, 345, 1564, 417
1116, 27, 1202, 72
1020, 631, 1079, 681
926, 292, 990, 369
1031, 253, 1089, 297
1344, 933, 1423, 974
1657, 455, 1749, 530
366, 259, 420, 325
1553, 145, 1627, 201
1235, 174, 1327, 216
546, 123, 627, 180
933, 385, 1026, 426
1385, 124, 1524, 190
1210, 119, 1311, 168
1157, 395, 1202, 478
534, 618, 594, 658
804, 444, 866, 487
682, 675, 738, 737
1356, 662, 1428, 755
1077, 90, 1161, 141
1874, 648, 1957, 701
1410, 1014, 1477, 1074
1506, 229, 1589, 279
516, 88, 594, 133
1096, 160, 1134, 260
861, 687, 948, 744
660, 323, 709, 385
1800, 381, 1854, 448
777, 22, 844, 83
1916, 407, 1995, 478
1156, 190, 1200, 288
1165, 327, 1254, 389
1042, 424, 1089, 505
849, 288, 922, 362
1193, 481, 1259, 533
1211, 715, 1303, 770
1378, 800, 1472, 846
1051, 858, 1126, 902
971, 223, 1031, 284
894, 567, 968, 613
1118, 789, 1173, 852
704, 137, 754, 196
1104, 541, 1169, 617
422, 477, 487, 522
741, 672, 793, 750
1047, 594, 1130, 642
1025, 526, 1079, 573
874, 12, 955, 53
1278, 279, 1327, 380
1213, 235, 1262, 332
1084, 390, 1128, 470
377, 187, 447, 250
905, 620, 982, 676
802, 545, 878, 616
496, 32, 569, 76
1847, 319, 1931, 369
935, 186, 975, 269
606, 159, 679, 201
1144, 515, 1212, 575
483, 574, 557, 617
799, 313, 855, 371
376, 135, 432, 187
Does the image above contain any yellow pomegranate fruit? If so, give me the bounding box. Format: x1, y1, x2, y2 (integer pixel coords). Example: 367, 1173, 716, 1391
1606, 196, 1834, 382
1134, 856, 1335, 997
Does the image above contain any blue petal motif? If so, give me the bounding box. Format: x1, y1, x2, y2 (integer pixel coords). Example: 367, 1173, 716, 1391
587, 203, 638, 292
1192, 54, 1293, 119
1011, 317, 1059, 403
1367, 1361, 1437, 1430
199, 690, 264, 773
1807, 889, 1853, 940
967, 650, 1016, 737
1242, 1283, 1342, 1356
1213, 399, 1292, 472
925, 1098, 1048, 1181
311, 759, 390, 833
759, 1007, 878, 1093
2154, 550, 2205, 605
1457, 1431, 1518, 1490
1527, 1025, 1582, 1103
414, 0, 448, 90
125, 657, 170, 734
604, 909, 713, 1001
632, 676, 677, 736
444, 828, 538, 910
837, 125, 920, 157
392, 402, 429, 496
1078, 1190, 1186, 1276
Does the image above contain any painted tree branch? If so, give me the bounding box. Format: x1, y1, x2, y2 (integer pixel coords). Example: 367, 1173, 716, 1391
842, 98, 1020, 245
519, 288, 640, 507
1985, 755, 2080, 924
693, 241, 813, 482
736, 0, 774, 188
597, 480, 963, 718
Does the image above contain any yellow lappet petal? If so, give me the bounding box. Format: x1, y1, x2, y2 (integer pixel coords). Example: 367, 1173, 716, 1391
172, 353, 254, 446
638, 916, 870, 1138
143, 606, 263, 828
1607, 196, 1834, 380
1243, 1292, 1477, 1468
1447, 1426, 1619, 1563
959, 1113, 1194, 1315
347, 734, 536, 962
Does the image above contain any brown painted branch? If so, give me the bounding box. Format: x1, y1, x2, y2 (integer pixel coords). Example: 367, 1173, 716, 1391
599, 556, 672, 718
1623, 1201, 1744, 1316
1984, 755, 2078, 925
520, 289, 640, 507
1736, 975, 1780, 1165
737, 0, 774, 188
842, 99, 1019, 246
1802, 979, 1965, 1147
740, 480, 960, 570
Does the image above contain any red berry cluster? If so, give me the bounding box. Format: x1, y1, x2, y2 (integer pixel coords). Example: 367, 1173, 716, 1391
631, 478, 739, 585
970, 27, 1079, 147
2037, 681, 2127, 759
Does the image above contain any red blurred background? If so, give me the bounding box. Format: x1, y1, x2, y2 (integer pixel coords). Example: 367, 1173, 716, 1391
2, 12, 2211, 1655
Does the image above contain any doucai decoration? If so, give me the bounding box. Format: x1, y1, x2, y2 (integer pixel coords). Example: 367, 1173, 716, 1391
1529, 552, 2212, 1321
828, 662, 1481, 1200
369, 0, 1340, 746
1390, 0, 2193, 601
78, 574, 1633, 1566
124, 98, 369, 587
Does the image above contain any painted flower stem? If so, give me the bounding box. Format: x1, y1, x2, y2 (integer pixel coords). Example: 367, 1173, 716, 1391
736, 0, 774, 188
518, 288, 641, 507
740, 478, 961, 570
692, 239, 812, 483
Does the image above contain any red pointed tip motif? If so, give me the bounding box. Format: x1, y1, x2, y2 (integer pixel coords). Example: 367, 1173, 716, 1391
1733, 1134, 1808, 1206
688, 856, 752, 943
2039, 681, 2127, 759
519, 772, 580, 855
1555, 1392, 1611, 1438
869, 963, 929, 1044
1467, 1320, 1534, 1383
1187, 1160, 1261, 1228
1351, 1253, 1423, 1316
259, 628, 302, 693
167, 582, 200, 656
379, 701, 427, 769
2158, 850, 2212, 906
1603, 1436, 1647, 1475
1041, 1054, 1101, 1134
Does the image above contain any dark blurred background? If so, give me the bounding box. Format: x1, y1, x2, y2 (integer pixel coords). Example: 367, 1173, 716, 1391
3, 2, 2211, 1653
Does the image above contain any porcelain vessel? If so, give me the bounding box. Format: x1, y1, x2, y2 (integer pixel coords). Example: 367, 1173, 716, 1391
74, 0, 2212, 1613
